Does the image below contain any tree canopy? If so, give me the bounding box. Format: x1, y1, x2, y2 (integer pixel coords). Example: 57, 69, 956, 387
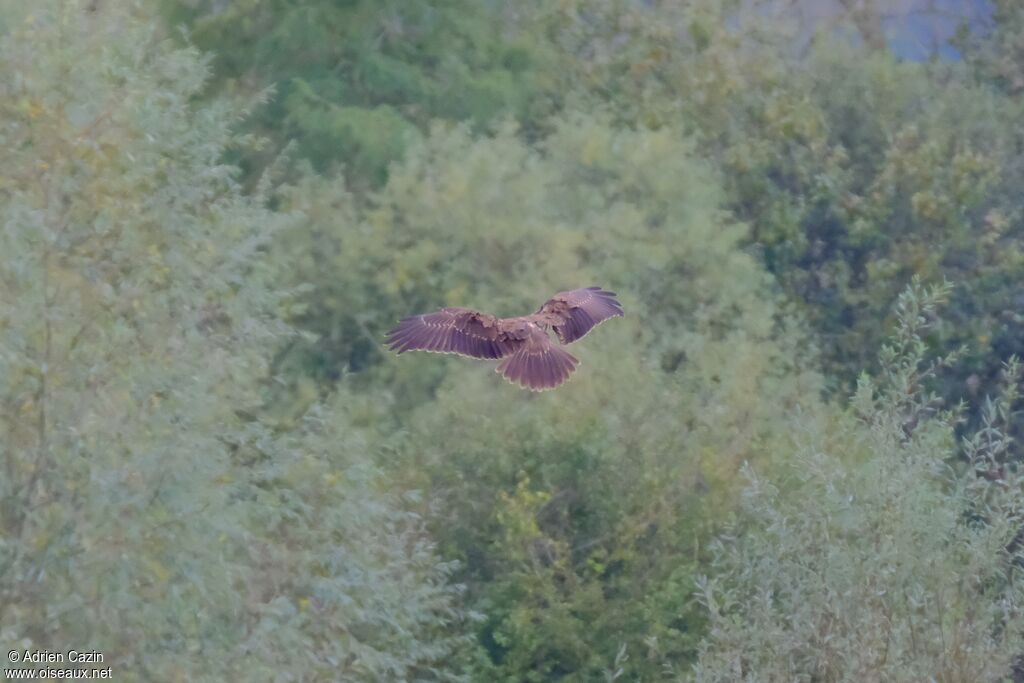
2, 0, 1023, 680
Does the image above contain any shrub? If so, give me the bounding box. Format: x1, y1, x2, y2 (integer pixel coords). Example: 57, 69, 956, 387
277, 115, 822, 680
0, 2, 465, 678
693, 281, 1024, 682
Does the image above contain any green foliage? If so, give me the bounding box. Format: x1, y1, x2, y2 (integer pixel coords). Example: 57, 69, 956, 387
5, 1, 1023, 680
693, 281, 1024, 682
534, 1, 1024, 404
0, 2, 464, 679
160, 0, 559, 184
956, 0, 1024, 95
273, 116, 823, 680
162, 0, 1024, 410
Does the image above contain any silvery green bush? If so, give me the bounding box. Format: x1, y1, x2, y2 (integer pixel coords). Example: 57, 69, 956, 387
693, 282, 1024, 682
0, 2, 465, 679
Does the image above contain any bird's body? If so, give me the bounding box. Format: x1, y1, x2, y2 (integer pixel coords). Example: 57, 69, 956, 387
385, 287, 624, 390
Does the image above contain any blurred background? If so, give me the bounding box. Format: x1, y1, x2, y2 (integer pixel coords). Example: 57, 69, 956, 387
2, 0, 1024, 680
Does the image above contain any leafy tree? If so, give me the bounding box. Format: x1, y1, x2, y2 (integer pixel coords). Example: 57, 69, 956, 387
273, 115, 825, 680
160, 0, 560, 186
957, 0, 1024, 95
162, 0, 1024, 419
531, 1, 1024, 407
10, 1, 1020, 680
693, 282, 1024, 682
0, 2, 464, 679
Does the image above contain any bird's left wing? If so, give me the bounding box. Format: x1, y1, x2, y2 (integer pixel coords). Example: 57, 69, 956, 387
385, 307, 516, 359
536, 287, 624, 345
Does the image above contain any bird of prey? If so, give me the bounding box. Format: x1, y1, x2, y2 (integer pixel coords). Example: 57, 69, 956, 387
385, 287, 624, 391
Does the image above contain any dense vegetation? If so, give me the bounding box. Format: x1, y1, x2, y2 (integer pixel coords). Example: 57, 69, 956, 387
2, 0, 1022, 680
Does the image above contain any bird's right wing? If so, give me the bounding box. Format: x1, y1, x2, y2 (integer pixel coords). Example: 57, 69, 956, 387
536, 287, 624, 345
385, 307, 516, 359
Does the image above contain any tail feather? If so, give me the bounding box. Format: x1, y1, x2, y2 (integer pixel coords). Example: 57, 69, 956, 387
496, 344, 579, 391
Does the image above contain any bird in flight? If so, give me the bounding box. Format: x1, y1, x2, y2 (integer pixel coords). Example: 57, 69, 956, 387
385, 287, 624, 391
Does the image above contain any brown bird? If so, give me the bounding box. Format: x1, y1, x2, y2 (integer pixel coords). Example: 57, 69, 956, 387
385, 287, 624, 391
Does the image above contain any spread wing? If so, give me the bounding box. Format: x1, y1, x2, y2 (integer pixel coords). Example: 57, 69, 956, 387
385, 307, 516, 359
536, 287, 624, 345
